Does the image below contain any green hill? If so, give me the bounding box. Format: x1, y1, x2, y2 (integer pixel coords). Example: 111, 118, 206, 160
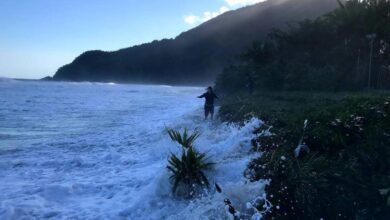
53, 0, 340, 85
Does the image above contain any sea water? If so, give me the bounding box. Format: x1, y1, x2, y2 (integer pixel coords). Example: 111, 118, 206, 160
0, 79, 266, 219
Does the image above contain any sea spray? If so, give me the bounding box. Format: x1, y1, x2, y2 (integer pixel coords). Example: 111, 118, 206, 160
0, 81, 268, 219
124, 117, 267, 219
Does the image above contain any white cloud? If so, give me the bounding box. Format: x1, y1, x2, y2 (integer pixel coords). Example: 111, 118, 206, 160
184, 15, 200, 25
184, 6, 230, 26
183, 0, 266, 26
225, 0, 265, 7
203, 6, 230, 21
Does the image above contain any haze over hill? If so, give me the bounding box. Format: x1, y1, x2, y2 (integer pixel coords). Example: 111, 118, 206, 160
53, 0, 342, 85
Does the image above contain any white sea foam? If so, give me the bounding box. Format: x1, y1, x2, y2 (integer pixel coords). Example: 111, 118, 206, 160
0, 80, 266, 219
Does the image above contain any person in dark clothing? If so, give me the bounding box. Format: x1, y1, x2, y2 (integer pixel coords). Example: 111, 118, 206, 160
198, 86, 219, 120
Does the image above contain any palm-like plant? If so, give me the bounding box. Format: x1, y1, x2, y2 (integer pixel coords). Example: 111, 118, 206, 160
167, 128, 201, 149
166, 128, 214, 197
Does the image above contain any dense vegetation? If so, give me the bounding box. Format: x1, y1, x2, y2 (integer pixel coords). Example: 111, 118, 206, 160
219, 92, 390, 219
215, 1, 390, 218
53, 0, 340, 84
216, 0, 390, 92
166, 129, 214, 198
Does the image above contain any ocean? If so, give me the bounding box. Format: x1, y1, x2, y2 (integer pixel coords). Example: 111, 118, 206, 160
0, 79, 265, 219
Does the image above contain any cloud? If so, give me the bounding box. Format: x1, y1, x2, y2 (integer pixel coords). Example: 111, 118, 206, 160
203, 6, 229, 21
184, 15, 200, 25
184, 6, 230, 26
225, 0, 265, 7
183, 0, 265, 26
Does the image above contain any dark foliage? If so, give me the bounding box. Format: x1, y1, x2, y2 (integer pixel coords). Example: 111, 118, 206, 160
235, 94, 390, 219
166, 129, 214, 198
216, 0, 390, 92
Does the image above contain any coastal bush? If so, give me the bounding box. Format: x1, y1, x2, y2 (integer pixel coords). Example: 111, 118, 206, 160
166, 129, 214, 198
244, 95, 390, 219
167, 128, 201, 149
215, 0, 390, 93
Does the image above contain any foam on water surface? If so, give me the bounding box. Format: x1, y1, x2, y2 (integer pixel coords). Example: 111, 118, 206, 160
0, 81, 266, 219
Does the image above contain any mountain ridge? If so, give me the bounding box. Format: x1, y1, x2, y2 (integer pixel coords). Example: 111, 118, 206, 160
53, 0, 342, 85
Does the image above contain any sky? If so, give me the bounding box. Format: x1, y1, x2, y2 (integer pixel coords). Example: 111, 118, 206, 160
0, 0, 265, 79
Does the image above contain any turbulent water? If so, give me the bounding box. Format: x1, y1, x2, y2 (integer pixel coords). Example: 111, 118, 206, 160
0, 79, 266, 220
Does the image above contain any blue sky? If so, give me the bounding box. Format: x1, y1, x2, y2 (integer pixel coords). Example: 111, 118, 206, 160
0, 0, 264, 79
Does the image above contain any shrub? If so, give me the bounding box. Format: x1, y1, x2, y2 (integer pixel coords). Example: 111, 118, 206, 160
166, 128, 214, 198
246, 97, 390, 219
167, 128, 201, 149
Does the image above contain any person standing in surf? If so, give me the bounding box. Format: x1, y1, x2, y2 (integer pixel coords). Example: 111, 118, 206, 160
198, 86, 219, 120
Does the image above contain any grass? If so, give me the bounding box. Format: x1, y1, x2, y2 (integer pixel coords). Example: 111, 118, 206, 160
219, 91, 390, 123
219, 91, 390, 219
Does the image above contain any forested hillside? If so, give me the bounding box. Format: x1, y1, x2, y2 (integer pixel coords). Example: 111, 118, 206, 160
53, 0, 340, 84
216, 0, 390, 92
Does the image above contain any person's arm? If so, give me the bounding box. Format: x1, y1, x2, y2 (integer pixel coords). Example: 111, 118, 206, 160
198, 93, 205, 98
214, 93, 219, 99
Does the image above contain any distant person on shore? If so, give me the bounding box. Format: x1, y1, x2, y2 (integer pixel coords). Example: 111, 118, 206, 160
198, 86, 219, 120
